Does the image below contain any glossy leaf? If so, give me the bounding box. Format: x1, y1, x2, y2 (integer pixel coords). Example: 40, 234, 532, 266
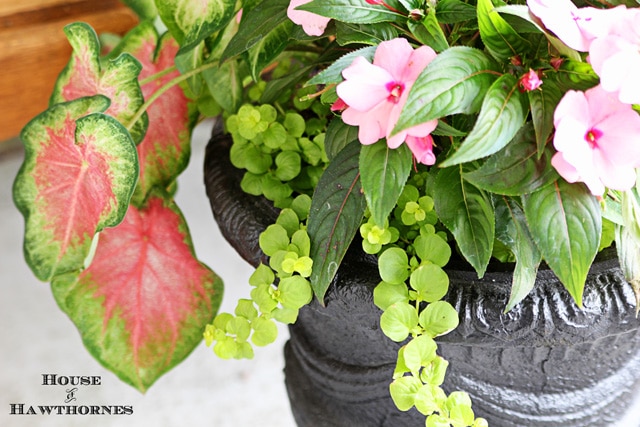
14, 96, 138, 282
114, 23, 199, 205
324, 117, 360, 160
552, 60, 600, 92
418, 301, 459, 338
408, 12, 449, 53
523, 180, 601, 306
51, 195, 223, 392
436, 0, 477, 24
477, 0, 530, 63
494, 197, 541, 312
395, 47, 500, 134
360, 140, 413, 226
440, 73, 526, 167
463, 123, 558, 196
244, 17, 294, 80
298, 0, 405, 24
50, 22, 147, 144
156, 0, 236, 54
528, 78, 563, 157
335, 22, 398, 46
434, 167, 494, 277
307, 46, 376, 86
121, 0, 158, 19
307, 141, 366, 302
222, 0, 290, 60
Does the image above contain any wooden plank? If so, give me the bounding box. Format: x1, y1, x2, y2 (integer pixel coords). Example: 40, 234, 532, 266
0, 3, 138, 142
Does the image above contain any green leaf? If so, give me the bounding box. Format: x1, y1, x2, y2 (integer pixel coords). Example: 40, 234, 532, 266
395, 47, 500, 134
156, 0, 236, 54
379, 247, 410, 285
380, 302, 419, 342
243, 18, 294, 81
419, 301, 460, 338
528, 78, 563, 157
251, 317, 278, 346
202, 59, 244, 113
373, 281, 410, 311
335, 21, 398, 46
324, 117, 360, 160
463, 123, 558, 196
408, 12, 449, 53
523, 180, 601, 306
403, 335, 438, 376
435, 0, 478, 24
360, 140, 413, 226
121, 0, 158, 18
494, 197, 542, 312
389, 375, 422, 411
278, 276, 313, 310
410, 264, 449, 303
307, 141, 366, 301
477, 0, 531, 62
552, 59, 600, 92
14, 96, 138, 282
413, 233, 451, 267
259, 224, 290, 256
222, 0, 289, 60
307, 46, 376, 86
434, 167, 495, 277
440, 73, 527, 167
298, 0, 405, 24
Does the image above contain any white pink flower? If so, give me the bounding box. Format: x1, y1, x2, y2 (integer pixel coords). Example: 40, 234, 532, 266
588, 8, 640, 105
287, 0, 330, 36
336, 38, 438, 164
551, 85, 640, 196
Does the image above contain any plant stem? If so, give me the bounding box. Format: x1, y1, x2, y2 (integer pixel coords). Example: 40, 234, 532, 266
125, 61, 219, 131
138, 66, 178, 86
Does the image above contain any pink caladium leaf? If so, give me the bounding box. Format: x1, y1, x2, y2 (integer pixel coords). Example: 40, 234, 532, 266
110, 21, 199, 205
50, 22, 148, 144
14, 96, 139, 282
51, 194, 223, 392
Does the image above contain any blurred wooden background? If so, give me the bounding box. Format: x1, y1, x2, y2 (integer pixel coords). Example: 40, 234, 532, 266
0, 0, 138, 142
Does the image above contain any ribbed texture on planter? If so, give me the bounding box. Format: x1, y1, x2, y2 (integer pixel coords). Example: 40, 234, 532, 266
204, 129, 640, 427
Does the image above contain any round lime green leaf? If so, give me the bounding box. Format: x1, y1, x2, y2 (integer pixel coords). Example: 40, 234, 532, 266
410, 264, 450, 303
403, 335, 438, 376
259, 224, 290, 256
249, 263, 275, 287
414, 234, 452, 267
278, 276, 312, 310
250, 284, 279, 314
380, 302, 419, 342
235, 299, 258, 321
419, 301, 460, 338
251, 317, 278, 347
227, 317, 251, 342
379, 247, 410, 285
414, 385, 441, 416
373, 281, 410, 311
420, 356, 449, 387
389, 376, 422, 411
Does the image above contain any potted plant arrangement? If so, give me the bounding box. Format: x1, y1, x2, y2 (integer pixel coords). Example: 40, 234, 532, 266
12, 0, 640, 425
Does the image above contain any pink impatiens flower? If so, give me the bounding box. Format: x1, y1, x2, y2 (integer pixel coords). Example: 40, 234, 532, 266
526, 0, 623, 51
589, 8, 640, 105
287, 0, 330, 36
551, 85, 640, 196
518, 69, 543, 92
336, 38, 438, 164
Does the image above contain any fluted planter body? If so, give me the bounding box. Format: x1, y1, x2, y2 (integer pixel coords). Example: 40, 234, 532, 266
204, 132, 640, 427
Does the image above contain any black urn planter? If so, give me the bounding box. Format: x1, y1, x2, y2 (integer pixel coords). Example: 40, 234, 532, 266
204, 129, 640, 427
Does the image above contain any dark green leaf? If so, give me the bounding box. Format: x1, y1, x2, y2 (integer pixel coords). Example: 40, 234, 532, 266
307, 46, 376, 85
463, 123, 558, 196
552, 60, 600, 92
440, 73, 527, 167
528, 78, 563, 157
335, 21, 398, 46
434, 167, 495, 277
523, 180, 601, 306
202, 58, 244, 113
360, 140, 413, 226
222, 0, 289, 60
395, 47, 500, 134
435, 0, 477, 24
408, 12, 449, 53
494, 197, 541, 312
298, 0, 405, 24
477, 0, 531, 62
308, 141, 366, 301
244, 19, 294, 80
324, 117, 360, 160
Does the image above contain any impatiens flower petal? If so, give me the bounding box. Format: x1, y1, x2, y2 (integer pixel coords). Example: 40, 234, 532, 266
338, 57, 395, 111
406, 135, 436, 165
527, 0, 623, 51
336, 38, 437, 156
588, 9, 640, 105
552, 85, 640, 196
287, 0, 330, 36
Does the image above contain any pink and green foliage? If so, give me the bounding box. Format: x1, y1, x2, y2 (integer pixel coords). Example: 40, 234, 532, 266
14, 96, 139, 282
51, 194, 223, 392
50, 22, 148, 144
110, 22, 199, 205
